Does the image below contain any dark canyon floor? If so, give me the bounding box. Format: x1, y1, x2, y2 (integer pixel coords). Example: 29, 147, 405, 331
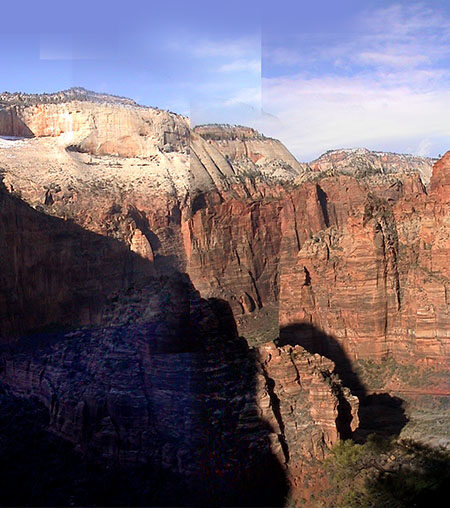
0, 88, 448, 507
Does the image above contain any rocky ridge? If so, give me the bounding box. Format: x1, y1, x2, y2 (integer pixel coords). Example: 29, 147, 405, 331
0, 90, 448, 504
309, 147, 435, 186
0, 191, 357, 501
0, 87, 140, 107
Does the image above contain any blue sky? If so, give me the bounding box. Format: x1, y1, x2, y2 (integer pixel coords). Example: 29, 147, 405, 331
1, 0, 449, 160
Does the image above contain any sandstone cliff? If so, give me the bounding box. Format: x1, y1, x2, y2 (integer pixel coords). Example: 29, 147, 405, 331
0, 90, 448, 504
0, 90, 447, 383
0, 97, 189, 157
309, 147, 435, 186
0, 260, 356, 504
278, 160, 449, 371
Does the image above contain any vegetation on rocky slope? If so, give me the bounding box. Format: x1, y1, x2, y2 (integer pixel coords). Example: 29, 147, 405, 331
322, 434, 450, 508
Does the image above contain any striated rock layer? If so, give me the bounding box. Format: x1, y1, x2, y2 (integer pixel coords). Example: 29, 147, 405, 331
0, 90, 448, 503
0, 88, 189, 157
279, 159, 449, 371
0, 267, 357, 504
0, 93, 447, 373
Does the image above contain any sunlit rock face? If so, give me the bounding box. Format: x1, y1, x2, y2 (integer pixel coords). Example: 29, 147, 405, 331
0, 90, 448, 503
309, 147, 435, 186
192, 124, 306, 179
0, 88, 189, 157
278, 155, 449, 371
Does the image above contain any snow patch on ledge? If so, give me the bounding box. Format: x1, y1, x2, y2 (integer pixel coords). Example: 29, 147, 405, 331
0, 136, 29, 148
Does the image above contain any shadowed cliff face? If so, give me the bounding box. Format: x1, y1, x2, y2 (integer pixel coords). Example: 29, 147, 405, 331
0, 182, 361, 506
0, 318, 356, 505
1, 101, 446, 376
0, 95, 448, 503
0, 184, 288, 505
278, 323, 408, 443
0, 108, 35, 138
0, 179, 156, 339
0, 384, 192, 507
0, 301, 290, 507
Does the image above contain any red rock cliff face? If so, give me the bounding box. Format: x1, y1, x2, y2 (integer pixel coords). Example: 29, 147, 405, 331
0, 270, 356, 503
0, 104, 447, 371
0, 182, 156, 338
0, 95, 448, 501
181, 194, 284, 342
182, 154, 447, 372
278, 158, 449, 370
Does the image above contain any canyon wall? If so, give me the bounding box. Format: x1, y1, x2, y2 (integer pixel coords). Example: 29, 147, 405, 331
278, 161, 449, 371
0, 89, 189, 157
0, 243, 356, 504
0, 182, 157, 337
0, 91, 448, 503
0, 96, 447, 369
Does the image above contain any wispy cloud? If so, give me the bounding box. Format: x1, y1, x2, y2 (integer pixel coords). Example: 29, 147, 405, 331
218, 59, 260, 74
356, 51, 430, 69
167, 35, 259, 61
261, 74, 450, 160
165, 34, 261, 125
224, 86, 261, 106
266, 4, 450, 72
363, 2, 450, 37
260, 2, 450, 160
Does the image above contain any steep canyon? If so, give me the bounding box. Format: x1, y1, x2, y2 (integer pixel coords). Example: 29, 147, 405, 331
0, 89, 448, 505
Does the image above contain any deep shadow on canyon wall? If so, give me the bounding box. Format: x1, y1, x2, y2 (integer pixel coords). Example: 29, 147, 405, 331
0, 110, 35, 138
278, 324, 408, 441
0, 175, 158, 339
0, 182, 289, 506
0, 321, 290, 507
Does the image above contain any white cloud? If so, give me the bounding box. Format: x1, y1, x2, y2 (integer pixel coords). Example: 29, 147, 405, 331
218, 59, 260, 74
260, 74, 450, 160
363, 3, 450, 37
165, 33, 261, 124
224, 86, 261, 107
265, 3, 450, 72
357, 51, 430, 69
259, 2, 450, 160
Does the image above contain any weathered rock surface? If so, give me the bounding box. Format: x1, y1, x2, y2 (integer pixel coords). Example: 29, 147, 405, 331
0, 181, 155, 338
0, 272, 355, 504
0, 91, 447, 370
0, 88, 189, 157
193, 124, 306, 181
309, 147, 435, 186
0, 90, 448, 504
279, 157, 449, 372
